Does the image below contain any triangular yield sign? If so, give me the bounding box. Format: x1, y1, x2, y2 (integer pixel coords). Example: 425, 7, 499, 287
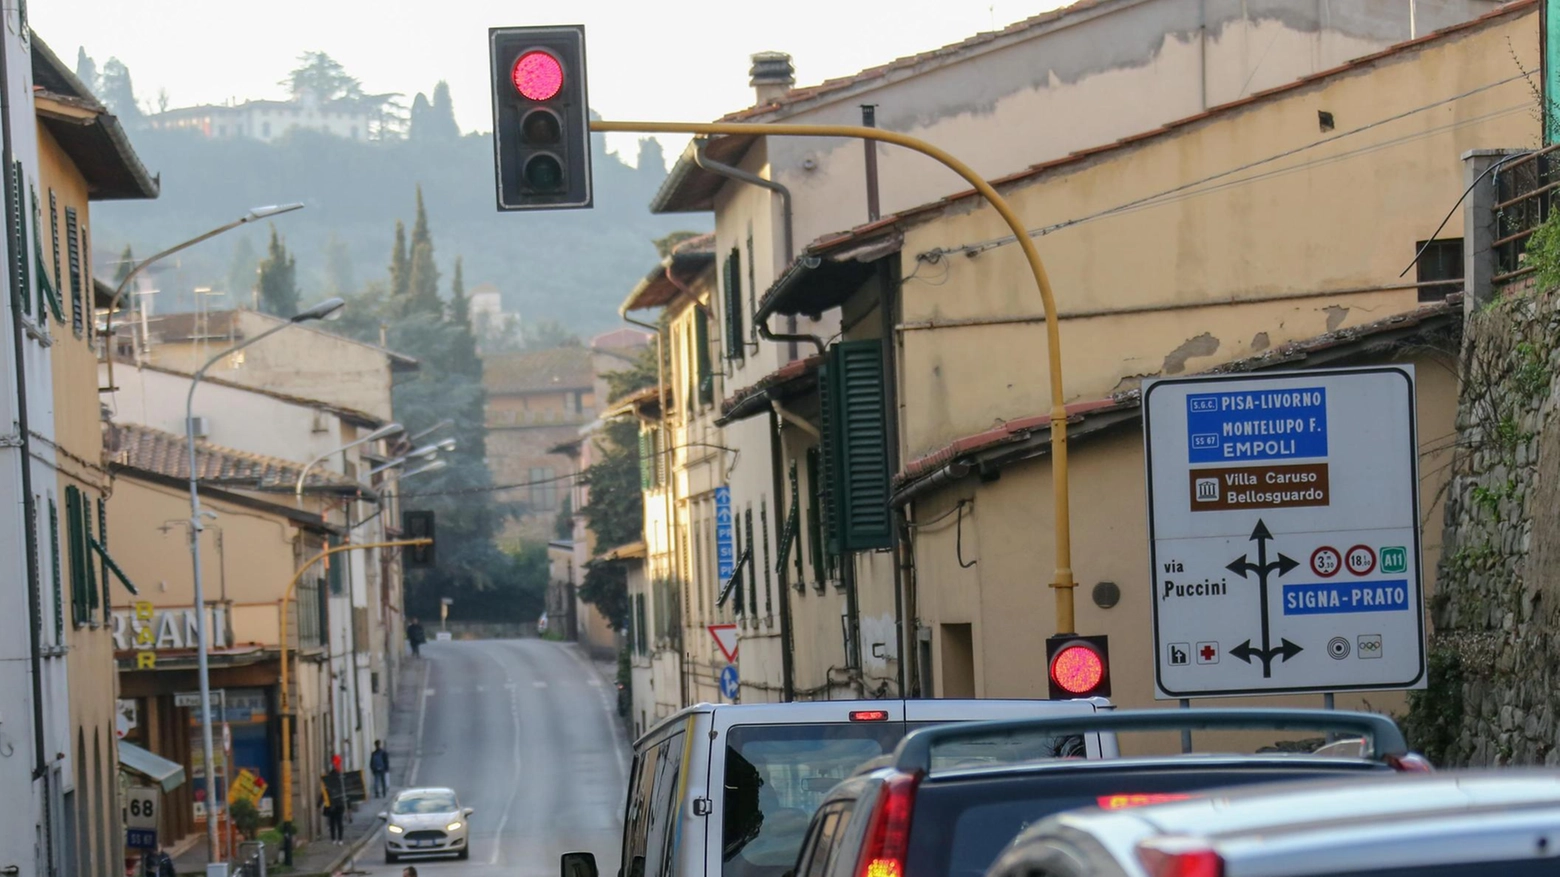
708, 624, 738, 663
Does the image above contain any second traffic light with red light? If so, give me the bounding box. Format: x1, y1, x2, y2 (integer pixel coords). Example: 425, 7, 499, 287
489, 26, 592, 210
1046, 634, 1111, 699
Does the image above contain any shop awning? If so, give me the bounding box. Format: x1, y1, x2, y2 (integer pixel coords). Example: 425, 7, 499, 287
118, 741, 185, 792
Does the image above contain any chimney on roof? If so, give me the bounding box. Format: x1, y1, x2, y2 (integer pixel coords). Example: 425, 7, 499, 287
749, 52, 795, 105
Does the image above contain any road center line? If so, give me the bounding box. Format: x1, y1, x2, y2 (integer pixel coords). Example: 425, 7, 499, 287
480, 643, 526, 867
408, 657, 433, 787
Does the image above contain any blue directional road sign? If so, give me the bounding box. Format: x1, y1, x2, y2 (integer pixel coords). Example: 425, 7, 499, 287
715, 486, 735, 580
720, 664, 740, 700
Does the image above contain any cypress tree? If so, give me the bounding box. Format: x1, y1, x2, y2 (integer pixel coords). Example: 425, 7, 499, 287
257, 226, 299, 317
389, 220, 409, 299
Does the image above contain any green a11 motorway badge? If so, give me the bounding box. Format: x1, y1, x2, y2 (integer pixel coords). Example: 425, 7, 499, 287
1380, 546, 1408, 574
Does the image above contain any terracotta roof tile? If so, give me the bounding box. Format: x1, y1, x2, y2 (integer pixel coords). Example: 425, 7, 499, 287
107, 422, 362, 493
482, 346, 594, 394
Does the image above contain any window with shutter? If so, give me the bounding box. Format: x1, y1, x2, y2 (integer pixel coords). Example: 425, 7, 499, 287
98, 498, 110, 620
65, 206, 82, 336
48, 191, 61, 323
695, 305, 714, 406
723, 249, 744, 362
806, 448, 825, 587
816, 362, 841, 557
831, 340, 893, 550
82, 492, 98, 617
328, 535, 344, 595
49, 497, 61, 642
65, 486, 88, 626
639, 429, 654, 490
11, 162, 27, 318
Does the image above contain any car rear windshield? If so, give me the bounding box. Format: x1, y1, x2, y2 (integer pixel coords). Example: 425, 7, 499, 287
722, 723, 907, 877
905, 764, 1385, 877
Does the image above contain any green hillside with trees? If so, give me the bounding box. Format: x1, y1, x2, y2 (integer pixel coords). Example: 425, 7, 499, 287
80, 50, 700, 335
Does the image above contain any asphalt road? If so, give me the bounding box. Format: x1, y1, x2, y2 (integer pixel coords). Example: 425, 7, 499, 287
360, 639, 629, 877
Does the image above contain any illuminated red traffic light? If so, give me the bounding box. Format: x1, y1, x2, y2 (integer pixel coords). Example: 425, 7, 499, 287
513, 50, 564, 101
1051, 645, 1104, 694
1045, 634, 1111, 699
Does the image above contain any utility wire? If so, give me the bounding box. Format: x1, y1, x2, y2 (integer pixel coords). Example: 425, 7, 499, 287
921, 73, 1527, 261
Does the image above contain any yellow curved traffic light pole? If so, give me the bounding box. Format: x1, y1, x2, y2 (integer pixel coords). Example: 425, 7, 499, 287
277, 538, 431, 826
591, 119, 1077, 634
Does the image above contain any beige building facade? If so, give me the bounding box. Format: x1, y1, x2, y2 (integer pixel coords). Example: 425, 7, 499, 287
725, 2, 1534, 726
30, 35, 159, 875
107, 422, 362, 843
638, 0, 1505, 709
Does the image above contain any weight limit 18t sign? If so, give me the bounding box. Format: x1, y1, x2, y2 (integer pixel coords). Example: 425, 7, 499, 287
1143, 367, 1426, 699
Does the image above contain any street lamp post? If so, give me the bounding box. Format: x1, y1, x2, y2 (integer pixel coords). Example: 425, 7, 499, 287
294, 422, 407, 501
102, 203, 305, 391
185, 297, 344, 864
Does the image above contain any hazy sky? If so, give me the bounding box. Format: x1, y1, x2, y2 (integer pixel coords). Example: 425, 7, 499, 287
35, 0, 1071, 164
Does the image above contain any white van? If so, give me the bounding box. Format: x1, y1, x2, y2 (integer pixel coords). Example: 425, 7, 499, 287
562, 698, 1116, 877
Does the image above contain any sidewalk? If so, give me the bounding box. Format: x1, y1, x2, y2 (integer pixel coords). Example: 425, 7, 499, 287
173, 657, 428, 876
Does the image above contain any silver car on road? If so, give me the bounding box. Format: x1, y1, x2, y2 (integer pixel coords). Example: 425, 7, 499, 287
381, 786, 474, 863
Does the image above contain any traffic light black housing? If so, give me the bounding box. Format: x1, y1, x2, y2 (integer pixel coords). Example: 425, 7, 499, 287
403, 510, 436, 569
1046, 634, 1111, 699
489, 25, 593, 210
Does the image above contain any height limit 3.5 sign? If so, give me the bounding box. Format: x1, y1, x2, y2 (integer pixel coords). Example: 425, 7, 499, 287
1143, 367, 1425, 699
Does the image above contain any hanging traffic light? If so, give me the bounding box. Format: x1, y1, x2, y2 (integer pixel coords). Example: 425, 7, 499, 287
489, 26, 593, 210
1046, 634, 1110, 699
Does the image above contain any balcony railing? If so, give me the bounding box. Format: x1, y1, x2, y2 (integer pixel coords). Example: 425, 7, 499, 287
1493, 144, 1560, 287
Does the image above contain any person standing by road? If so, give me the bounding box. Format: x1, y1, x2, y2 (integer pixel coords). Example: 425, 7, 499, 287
320, 761, 347, 845
406, 617, 426, 657
370, 739, 390, 798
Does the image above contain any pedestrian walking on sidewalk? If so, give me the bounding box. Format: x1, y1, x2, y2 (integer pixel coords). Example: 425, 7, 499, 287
371, 739, 390, 797
407, 617, 426, 657
320, 761, 347, 844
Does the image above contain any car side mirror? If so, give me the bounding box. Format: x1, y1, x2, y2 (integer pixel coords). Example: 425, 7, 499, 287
376, 811, 388, 821
464, 807, 475, 816
562, 852, 599, 877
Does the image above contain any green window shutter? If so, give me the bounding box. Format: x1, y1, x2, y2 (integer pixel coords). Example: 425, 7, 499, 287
806, 448, 825, 584
723, 250, 744, 362
695, 305, 714, 406
744, 508, 758, 615
816, 362, 842, 558
638, 429, 653, 491
65, 206, 83, 336
832, 340, 892, 550
65, 486, 86, 625
49, 498, 62, 641
98, 498, 110, 619
82, 494, 98, 615
48, 191, 61, 317
328, 534, 344, 595
12, 163, 28, 317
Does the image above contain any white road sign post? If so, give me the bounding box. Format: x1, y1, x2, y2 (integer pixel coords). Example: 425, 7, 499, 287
1143, 366, 1426, 699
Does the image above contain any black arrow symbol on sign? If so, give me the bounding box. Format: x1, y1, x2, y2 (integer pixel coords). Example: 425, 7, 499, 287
1224, 518, 1303, 677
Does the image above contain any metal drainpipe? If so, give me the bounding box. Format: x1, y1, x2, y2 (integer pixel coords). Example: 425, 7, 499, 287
878, 259, 907, 697
862, 105, 881, 222
620, 306, 686, 707
692, 140, 823, 359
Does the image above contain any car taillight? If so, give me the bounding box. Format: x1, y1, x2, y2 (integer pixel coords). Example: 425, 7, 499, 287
850, 710, 889, 722
1097, 793, 1191, 810
1386, 752, 1434, 772
1138, 840, 1223, 877
856, 773, 920, 877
